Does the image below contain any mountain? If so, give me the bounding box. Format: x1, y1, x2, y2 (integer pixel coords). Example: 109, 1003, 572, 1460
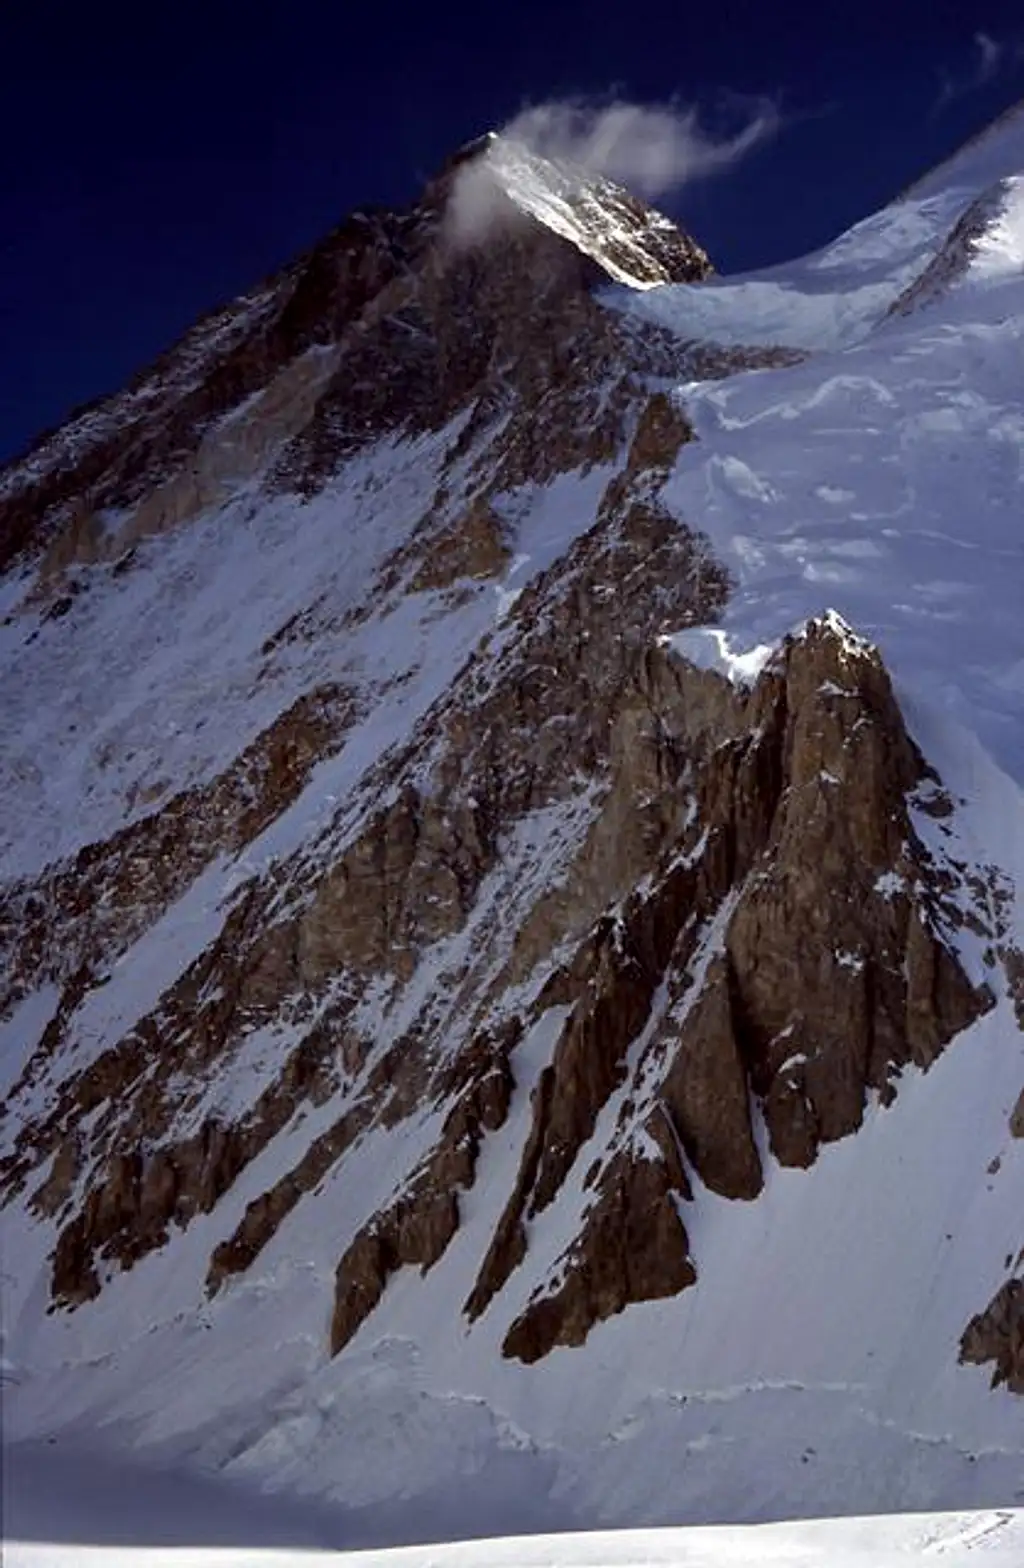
1, 117, 1023, 1540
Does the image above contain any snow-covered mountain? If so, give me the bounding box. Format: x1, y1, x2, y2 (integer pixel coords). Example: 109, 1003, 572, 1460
1, 114, 1023, 1541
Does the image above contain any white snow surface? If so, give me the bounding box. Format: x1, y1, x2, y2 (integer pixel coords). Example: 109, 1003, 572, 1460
658, 626, 776, 686
972, 176, 1024, 278
3, 103, 1024, 1544
5, 1439, 1024, 1568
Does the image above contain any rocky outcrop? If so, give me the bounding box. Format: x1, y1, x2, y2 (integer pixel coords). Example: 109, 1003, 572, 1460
331, 1052, 514, 1353
466, 616, 993, 1359
1, 157, 741, 1332
288, 413, 728, 998
465, 841, 749, 1326
0, 683, 356, 1022
960, 1277, 1024, 1392
1011, 1088, 1024, 1139
659, 957, 764, 1197
503, 1124, 695, 1363
1006, 946, 1024, 1033
51, 1119, 251, 1307
4, 488, 995, 1359
206, 1027, 519, 1297
889, 182, 1009, 318
45, 1015, 358, 1306
715, 621, 985, 1167
407, 496, 511, 592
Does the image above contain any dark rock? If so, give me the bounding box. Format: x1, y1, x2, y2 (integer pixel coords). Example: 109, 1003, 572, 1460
960, 1277, 1024, 1393
331, 1058, 513, 1354
1012, 1088, 1024, 1139
660, 957, 763, 1199
503, 1144, 696, 1363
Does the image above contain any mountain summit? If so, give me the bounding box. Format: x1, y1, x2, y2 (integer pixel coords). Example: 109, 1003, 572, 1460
1, 108, 1023, 1536
443, 129, 714, 286
0, 130, 713, 582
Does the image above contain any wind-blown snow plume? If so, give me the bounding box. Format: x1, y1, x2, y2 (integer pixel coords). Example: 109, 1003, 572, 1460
447, 96, 781, 244
935, 32, 1018, 110
502, 97, 782, 197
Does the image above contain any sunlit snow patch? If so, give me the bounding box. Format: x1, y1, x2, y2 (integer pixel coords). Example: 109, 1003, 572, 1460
973, 175, 1024, 278
660, 626, 777, 685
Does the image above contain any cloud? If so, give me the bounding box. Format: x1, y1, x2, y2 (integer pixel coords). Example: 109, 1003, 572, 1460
976, 31, 1005, 78
500, 96, 782, 199
935, 31, 1014, 110
446, 94, 782, 244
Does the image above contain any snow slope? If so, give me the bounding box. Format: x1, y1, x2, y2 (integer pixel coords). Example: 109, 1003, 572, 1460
656, 276, 1024, 784
616, 100, 1024, 351
5, 1441, 1024, 1564
8, 1508, 1024, 1568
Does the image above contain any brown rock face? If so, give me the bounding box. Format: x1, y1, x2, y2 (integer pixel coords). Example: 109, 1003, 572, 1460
660, 957, 763, 1199
503, 1142, 696, 1364
0, 683, 356, 1024
716, 620, 985, 1168
5, 565, 994, 1354
960, 1277, 1024, 1392
51, 1120, 248, 1307
1, 151, 741, 1337
1005, 947, 1024, 1033
888, 183, 1008, 318
1011, 1088, 1024, 1139
408, 497, 511, 592
471, 617, 993, 1360
44, 1013, 358, 1307
331, 1054, 514, 1354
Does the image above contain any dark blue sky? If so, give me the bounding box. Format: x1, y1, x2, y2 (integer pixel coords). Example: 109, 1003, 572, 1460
3, 1, 1024, 463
